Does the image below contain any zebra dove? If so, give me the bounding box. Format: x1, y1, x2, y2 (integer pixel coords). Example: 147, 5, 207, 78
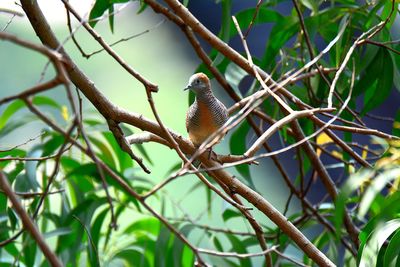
185, 73, 228, 148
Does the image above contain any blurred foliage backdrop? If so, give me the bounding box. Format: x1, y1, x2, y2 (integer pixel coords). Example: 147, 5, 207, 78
1, 0, 400, 266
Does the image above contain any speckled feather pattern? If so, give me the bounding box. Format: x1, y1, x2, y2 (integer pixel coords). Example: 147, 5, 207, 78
186, 90, 228, 147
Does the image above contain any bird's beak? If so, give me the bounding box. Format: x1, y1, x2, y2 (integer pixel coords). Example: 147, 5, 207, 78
184, 85, 191, 91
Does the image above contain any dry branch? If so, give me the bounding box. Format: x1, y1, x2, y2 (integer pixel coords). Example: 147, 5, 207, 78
19, 0, 335, 265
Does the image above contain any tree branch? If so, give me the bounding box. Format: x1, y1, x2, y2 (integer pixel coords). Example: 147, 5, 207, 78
0, 172, 63, 267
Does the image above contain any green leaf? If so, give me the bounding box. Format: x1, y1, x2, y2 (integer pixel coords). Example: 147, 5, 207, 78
229, 6, 283, 38
381, 1, 398, 28
392, 47, 400, 91
206, 184, 212, 216
154, 224, 172, 267
358, 167, 400, 218
229, 121, 254, 186
188, 90, 195, 106
67, 163, 98, 192
112, 247, 151, 267
225, 62, 248, 97
0, 188, 7, 216
299, 0, 318, 14
212, 0, 231, 66
222, 209, 241, 222
0, 96, 60, 130
5, 163, 24, 187
7, 208, 18, 231
384, 228, 400, 266
137, 1, 148, 14
227, 235, 251, 267
0, 99, 24, 130
89, 0, 109, 28
211, 235, 237, 266
166, 162, 184, 176
356, 192, 400, 265
124, 217, 160, 236
42, 133, 65, 156
0, 114, 38, 138
72, 215, 100, 267
362, 48, 394, 114
335, 168, 374, 237
108, 5, 114, 33
23, 232, 37, 267
89, 0, 130, 30
0, 149, 26, 169
56, 197, 106, 263
89, 135, 117, 169
359, 219, 400, 267
358, 191, 400, 242
32, 95, 61, 109
3, 242, 19, 260
181, 244, 195, 267
43, 227, 72, 239
261, 16, 298, 70
61, 156, 81, 172
213, 234, 224, 251
173, 224, 195, 267
313, 231, 338, 262
14, 173, 34, 192
103, 131, 134, 171
365, 2, 386, 29
91, 208, 109, 249
133, 142, 153, 166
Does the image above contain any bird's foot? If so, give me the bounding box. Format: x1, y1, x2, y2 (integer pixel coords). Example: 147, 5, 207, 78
206, 148, 224, 164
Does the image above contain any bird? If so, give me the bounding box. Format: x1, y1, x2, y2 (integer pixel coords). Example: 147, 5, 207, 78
185, 73, 229, 149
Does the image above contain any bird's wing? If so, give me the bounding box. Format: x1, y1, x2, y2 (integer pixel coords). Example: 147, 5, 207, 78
216, 98, 229, 122
186, 102, 196, 133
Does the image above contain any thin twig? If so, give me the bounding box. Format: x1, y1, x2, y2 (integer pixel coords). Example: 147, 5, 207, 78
0, 189, 64, 198
61, 0, 158, 93
0, 32, 67, 105
198, 245, 277, 259
0, 8, 24, 16
0, 122, 75, 247
87, 20, 166, 57
0, 173, 63, 267
0, 143, 73, 162
273, 248, 310, 267
68, 93, 118, 229
0, 131, 45, 152
361, 39, 400, 55
2, 14, 16, 31
243, 0, 263, 38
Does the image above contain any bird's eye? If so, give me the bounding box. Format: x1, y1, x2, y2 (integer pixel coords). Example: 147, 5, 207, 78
196, 79, 200, 84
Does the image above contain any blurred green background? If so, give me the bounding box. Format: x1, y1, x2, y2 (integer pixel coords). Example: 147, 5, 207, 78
0, 1, 294, 265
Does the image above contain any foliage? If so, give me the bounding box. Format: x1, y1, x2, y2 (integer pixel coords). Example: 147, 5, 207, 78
1, 0, 400, 266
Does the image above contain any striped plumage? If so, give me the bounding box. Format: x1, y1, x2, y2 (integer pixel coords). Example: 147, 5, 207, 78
185, 73, 228, 147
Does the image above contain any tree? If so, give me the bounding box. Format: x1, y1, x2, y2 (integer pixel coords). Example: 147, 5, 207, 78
0, 0, 399, 266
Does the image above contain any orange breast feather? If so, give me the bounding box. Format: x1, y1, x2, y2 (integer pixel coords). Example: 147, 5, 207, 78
189, 102, 219, 146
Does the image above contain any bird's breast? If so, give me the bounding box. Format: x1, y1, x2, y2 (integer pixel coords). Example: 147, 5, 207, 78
187, 100, 226, 146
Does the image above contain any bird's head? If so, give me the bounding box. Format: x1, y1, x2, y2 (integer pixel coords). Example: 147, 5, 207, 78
184, 73, 211, 94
